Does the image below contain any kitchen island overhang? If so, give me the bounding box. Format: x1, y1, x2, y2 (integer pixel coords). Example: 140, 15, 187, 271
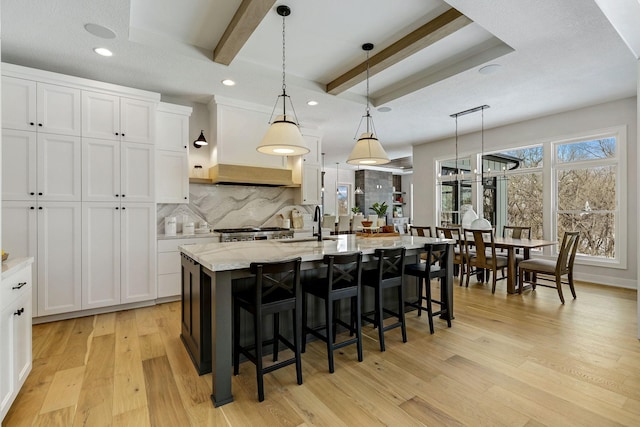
179, 234, 455, 407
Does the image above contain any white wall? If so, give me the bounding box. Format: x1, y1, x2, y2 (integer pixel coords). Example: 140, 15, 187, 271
413, 97, 637, 289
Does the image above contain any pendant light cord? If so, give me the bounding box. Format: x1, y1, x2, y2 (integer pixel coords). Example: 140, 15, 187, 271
365, 49, 371, 132
281, 11, 287, 117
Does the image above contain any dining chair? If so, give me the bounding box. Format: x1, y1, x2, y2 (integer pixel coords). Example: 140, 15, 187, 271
351, 215, 364, 233
409, 225, 433, 237
463, 229, 508, 293
435, 226, 465, 281
302, 252, 363, 373
322, 215, 336, 235
233, 257, 303, 402
503, 225, 532, 240
404, 243, 451, 334
361, 247, 407, 351
337, 215, 351, 234
518, 231, 580, 303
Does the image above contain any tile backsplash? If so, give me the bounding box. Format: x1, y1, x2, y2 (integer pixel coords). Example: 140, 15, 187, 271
157, 184, 314, 233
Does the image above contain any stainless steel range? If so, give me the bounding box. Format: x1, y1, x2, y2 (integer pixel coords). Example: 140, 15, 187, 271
215, 227, 294, 242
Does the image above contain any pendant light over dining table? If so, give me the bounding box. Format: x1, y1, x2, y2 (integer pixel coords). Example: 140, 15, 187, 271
347, 43, 390, 165
257, 5, 309, 156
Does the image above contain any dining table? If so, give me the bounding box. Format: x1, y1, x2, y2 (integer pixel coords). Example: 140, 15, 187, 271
484, 237, 557, 294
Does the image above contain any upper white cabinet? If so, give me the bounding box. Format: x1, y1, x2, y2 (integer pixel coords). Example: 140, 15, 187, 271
156, 102, 192, 203
1, 76, 81, 136
82, 91, 156, 144
2, 129, 81, 201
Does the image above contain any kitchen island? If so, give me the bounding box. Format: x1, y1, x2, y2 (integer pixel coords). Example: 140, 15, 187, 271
179, 234, 454, 407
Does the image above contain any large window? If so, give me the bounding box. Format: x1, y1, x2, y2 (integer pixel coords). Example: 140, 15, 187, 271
554, 137, 618, 259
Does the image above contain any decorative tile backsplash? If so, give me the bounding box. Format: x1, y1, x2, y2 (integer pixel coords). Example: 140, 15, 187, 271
157, 184, 314, 233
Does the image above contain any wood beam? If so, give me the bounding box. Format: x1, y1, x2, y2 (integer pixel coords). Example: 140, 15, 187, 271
326, 8, 473, 95
213, 0, 276, 66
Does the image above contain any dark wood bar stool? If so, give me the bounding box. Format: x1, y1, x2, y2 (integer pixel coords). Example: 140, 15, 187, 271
361, 247, 407, 352
404, 243, 451, 334
302, 252, 363, 373
233, 257, 302, 402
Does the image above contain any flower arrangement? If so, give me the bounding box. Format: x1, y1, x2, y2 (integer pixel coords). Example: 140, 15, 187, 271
369, 202, 388, 216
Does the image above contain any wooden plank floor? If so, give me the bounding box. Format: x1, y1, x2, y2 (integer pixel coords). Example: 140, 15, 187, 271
4, 279, 640, 426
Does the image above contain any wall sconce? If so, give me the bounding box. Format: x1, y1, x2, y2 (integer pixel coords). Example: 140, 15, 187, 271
193, 130, 208, 148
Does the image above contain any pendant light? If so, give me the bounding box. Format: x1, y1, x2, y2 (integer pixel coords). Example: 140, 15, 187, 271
335, 163, 340, 195
347, 43, 390, 165
354, 166, 364, 194
257, 5, 309, 156
193, 130, 208, 148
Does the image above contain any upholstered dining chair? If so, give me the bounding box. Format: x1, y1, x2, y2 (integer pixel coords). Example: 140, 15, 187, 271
322, 215, 336, 235
463, 229, 508, 293
336, 215, 351, 234
518, 231, 580, 303
351, 215, 364, 233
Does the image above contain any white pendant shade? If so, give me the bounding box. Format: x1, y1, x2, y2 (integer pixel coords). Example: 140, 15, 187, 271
470, 217, 493, 230
257, 115, 309, 155
347, 132, 390, 165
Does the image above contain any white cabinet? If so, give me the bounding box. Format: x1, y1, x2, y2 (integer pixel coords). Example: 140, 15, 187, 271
0, 260, 33, 421
156, 103, 191, 203
83, 138, 155, 202
82, 91, 156, 144
1, 76, 81, 136
2, 129, 81, 201
82, 202, 156, 309
37, 202, 82, 316
157, 237, 217, 299
298, 134, 322, 205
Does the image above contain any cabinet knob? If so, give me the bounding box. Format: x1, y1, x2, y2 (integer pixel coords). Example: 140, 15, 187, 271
14, 308, 24, 316
38, 123, 43, 127
30, 192, 35, 196
122, 206, 126, 210
12, 282, 27, 290
115, 194, 119, 197
115, 207, 119, 210
38, 192, 43, 196
30, 122, 34, 126
38, 207, 43, 210
30, 206, 35, 210
122, 133, 125, 137
121, 194, 125, 198
115, 132, 119, 136
184, 197, 187, 200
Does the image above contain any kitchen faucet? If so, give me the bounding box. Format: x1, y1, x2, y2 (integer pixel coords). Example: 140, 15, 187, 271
314, 205, 322, 241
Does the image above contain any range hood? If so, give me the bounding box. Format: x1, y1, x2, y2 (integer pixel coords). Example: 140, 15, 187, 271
207, 164, 297, 187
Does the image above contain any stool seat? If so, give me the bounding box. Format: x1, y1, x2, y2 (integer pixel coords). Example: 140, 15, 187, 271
233, 257, 303, 402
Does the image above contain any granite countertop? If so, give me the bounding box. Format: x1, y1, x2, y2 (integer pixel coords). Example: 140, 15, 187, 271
179, 234, 454, 272
2, 257, 34, 279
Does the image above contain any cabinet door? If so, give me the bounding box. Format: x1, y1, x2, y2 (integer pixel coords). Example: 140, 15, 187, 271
156, 150, 189, 203
121, 98, 155, 144
82, 138, 121, 201
1, 76, 37, 131
302, 134, 321, 165
82, 91, 120, 141
2, 201, 38, 314
0, 302, 16, 420
1, 129, 37, 201
13, 289, 32, 390
37, 202, 82, 316
301, 163, 322, 205
82, 203, 121, 309
121, 142, 155, 202
156, 111, 189, 151
37, 133, 82, 201
36, 83, 81, 136
120, 203, 156, 303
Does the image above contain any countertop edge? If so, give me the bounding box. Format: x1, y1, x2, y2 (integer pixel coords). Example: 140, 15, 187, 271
2, 257, 35, 279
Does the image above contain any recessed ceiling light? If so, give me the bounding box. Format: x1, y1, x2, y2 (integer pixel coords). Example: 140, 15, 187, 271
307, 100, 318, 106
84, 23, 116, 39
377, 106, 392, 113
93, 47, 113, 57
479, 64, 501, 75
221, 79, 236, 86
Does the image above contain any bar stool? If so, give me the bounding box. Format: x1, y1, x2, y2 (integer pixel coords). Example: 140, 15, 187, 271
404, 243, 451, 334
361, 247, 407, 352
302, 252, 363, 373
233, 257, 302, 402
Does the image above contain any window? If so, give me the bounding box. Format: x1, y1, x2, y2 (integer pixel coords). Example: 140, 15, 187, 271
438, 157, 471, 225
336, 184, 351, 216
554, 136, 619, 260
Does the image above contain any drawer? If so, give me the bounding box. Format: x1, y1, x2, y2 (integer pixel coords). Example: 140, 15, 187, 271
158, 252, 181, 275
158, 273, 181, 298
1, 266, 31, 308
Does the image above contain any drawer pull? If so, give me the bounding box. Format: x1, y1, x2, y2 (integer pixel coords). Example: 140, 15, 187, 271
14, 308, 25, 316
12, 282, 27, 290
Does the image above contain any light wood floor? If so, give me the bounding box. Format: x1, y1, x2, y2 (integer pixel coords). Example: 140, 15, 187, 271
4, 279, 640, 427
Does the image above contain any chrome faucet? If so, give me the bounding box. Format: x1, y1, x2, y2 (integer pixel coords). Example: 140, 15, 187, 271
314, 205, 322, 241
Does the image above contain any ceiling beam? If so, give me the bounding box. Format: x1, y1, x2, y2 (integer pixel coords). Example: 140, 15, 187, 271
213, 0, 276, 66
326, 8, 473, 95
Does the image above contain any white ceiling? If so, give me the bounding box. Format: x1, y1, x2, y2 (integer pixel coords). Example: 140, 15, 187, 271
1, 0, 638, 169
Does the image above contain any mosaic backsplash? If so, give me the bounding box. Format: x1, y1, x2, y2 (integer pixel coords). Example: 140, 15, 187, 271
157, 184, 314, 233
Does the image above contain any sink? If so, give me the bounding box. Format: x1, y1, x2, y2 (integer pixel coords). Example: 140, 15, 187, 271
276, 236, 340, 243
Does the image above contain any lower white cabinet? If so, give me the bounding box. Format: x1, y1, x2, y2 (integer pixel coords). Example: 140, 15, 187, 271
2, 201, 81, 317
1, 259, 33, 421
83, 202, 156, 309
157, 237, 217, 298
